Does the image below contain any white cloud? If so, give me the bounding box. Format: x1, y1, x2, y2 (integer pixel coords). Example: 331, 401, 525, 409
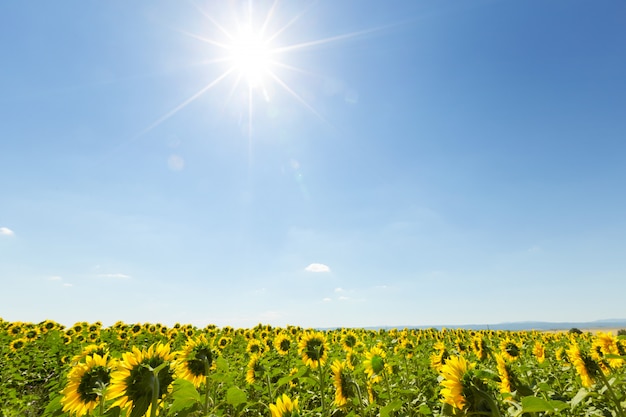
97, 273, 131, 279
0, 227, 15, 236
338, 296, 350, 301
48, 276, 63, 281
322, 297, 332, 302
334, 287, 344, 293
305, 263, 331, 273
63, 283, 73, 287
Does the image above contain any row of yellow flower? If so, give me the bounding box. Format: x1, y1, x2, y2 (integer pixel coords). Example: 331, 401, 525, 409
1, 318, 625, 416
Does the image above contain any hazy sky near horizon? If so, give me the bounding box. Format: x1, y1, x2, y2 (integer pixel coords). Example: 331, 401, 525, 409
2, 1, 626, 329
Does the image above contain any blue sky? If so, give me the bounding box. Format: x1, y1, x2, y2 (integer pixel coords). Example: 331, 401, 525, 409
1, 0, 625, 329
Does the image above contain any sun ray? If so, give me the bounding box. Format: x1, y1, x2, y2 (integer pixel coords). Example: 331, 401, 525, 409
135, 67, 235, 138
267, 71, 328, 126
132, 2, 390, 146
273, 24, 392, 54
258, 0, 280, 38
264, 2, 317, 44
190, 0, 236, 42
179, 30, 231, 50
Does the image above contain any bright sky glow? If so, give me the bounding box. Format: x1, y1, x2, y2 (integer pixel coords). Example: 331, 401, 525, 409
229, 26, 274, 87
2, 1, 626, 329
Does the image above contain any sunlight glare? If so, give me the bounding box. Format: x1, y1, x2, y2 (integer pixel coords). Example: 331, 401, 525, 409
230, 26, 274, 88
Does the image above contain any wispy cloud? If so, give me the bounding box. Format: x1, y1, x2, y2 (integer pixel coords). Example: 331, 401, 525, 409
322, 297, 332, 302
97, 273, 131, 279
0, 227, 15, 236
47, 275, 72, 287
305, 263, 330, 273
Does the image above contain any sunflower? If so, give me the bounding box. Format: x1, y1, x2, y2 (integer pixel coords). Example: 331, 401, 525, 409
130, 324, 143, 335
23, 327, 40, 341
269, 394, 300, 417
168, 329, 179, 341
60, 353, 115, 417
396, 335, 417, 359
340, 331, 359, 352
363, 346, 387, 383
472, 335, 488, 361
8, 323, 22, 336
454, 338, 467, 354
495, 354, 512, 393
567, 342, 600, 388
117, 330, 130, 342
216, 336, 231, 350
430, 341, 450, 372
330, 360, 354, 407
288, 367, 299, 388
177, 335, 217, 387
246, 339, 266, 355
72, 323, 85, 334
500, 339, 521, 361
245, 353, 263, 384
184, 326, 195, 338
108, 343, 177, 417
40, 319, 59, 333
593, 332, 623, 369
298, 331, 328, 368
9, 338, 28, 353
274, 333, 292, 356
88, 322, 101, 333
532, 341, 546, 364
439, 355, 473, 411
72, 344, 108, 365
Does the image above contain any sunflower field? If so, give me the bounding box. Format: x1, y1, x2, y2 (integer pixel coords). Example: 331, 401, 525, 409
1, 319, 626, 417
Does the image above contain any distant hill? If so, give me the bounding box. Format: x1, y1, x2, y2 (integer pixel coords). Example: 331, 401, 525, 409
361, 319, 626, 332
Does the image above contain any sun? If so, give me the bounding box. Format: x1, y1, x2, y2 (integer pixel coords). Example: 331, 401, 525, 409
135, 1, 380, 139
228, 25, 274, 88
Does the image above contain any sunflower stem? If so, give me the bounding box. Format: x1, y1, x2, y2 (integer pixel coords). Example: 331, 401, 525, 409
382, 367, 393, 403
351, 380, 366, 417
150, 362, 167, 417
204, 359, 212, 413
266, 372, 274, 400
318, 361, 327, 417
597, 371, 625, 417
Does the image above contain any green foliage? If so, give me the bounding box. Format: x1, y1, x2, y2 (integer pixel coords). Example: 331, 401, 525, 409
2, 320, 626, 417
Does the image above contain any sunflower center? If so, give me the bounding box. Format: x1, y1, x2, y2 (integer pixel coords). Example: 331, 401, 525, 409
343, 335, 357, 348
505, 343, 520, 358
370, 356, 385, 374
305, 339, 324, 360
187, 347, 214, 377
279, 339, 291, 352
78, 366, 110, 403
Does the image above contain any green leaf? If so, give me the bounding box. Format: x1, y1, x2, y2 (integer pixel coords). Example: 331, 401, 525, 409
103, 406, 121, 417
570, 388, 588, 408
380, 399, 403, 417
521, 396, 568, 413
170, 379, 201, 413
226, 386, 247, 407
216, 356, 229, 372
418, 404, 432, 415
129, 396, 151, 417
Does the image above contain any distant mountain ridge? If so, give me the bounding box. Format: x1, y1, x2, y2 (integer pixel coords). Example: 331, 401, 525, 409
359, 319, 626, 332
